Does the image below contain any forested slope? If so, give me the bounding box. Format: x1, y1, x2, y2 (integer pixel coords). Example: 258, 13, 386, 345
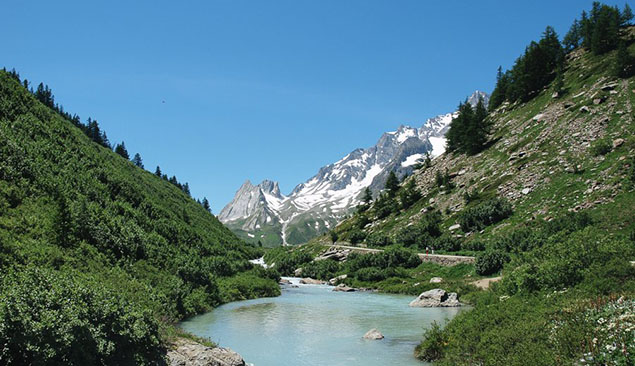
0, 70, 279, 365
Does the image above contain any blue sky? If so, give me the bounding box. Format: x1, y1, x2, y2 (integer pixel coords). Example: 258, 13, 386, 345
3, 0, 630, 212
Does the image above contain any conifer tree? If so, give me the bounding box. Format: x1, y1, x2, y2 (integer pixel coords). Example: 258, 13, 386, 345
132, 153, 144, 168
614, 40, 634, 78
202, 198, 211, 213
362, 187, 373, 204
400, 179, 421, 209
385, 171, 400, 197
183, 183, 191, 196
563, 19, 582, 51
114, 142, 130, 160
155, 166, 162, 177
622, 3, 634, 25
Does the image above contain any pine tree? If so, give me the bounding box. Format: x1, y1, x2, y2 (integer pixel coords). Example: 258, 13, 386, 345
466, 97, 490, 155
155, 166, 162, 177
621, 3, 633, 26
182, 183, 191, 196
362, 187, 373, 204
614, 40, 634, 78
202, 198, 211, 213
385, 171, 400, 197
132, 153, 144, 168
400, 179, 421, 209
563, 19, 582, 51
114, 142, 130, 160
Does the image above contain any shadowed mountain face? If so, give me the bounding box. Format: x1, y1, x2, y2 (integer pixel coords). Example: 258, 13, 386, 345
219, 91, 489, 246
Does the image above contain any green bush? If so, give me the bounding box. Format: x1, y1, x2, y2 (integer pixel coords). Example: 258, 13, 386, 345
590, 138, 612, 156
365, 232, 394, 247
459, 198, 513, 232
0, 267, 163, 365
461, 239, 485, 251
302, 259, 341, 280
415, 322, 447, 362
355, 267, 387, 282
475, 250, 509, 275
434, 235, 462, 252
348, 228, 367, 244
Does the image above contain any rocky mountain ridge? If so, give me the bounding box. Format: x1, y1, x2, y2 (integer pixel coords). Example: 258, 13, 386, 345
219, 91, 489, 246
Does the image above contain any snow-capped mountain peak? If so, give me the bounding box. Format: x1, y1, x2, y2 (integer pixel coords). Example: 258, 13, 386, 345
219, 90, 489, 246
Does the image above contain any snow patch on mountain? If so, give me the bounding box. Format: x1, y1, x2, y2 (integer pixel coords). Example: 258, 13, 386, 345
219, 90, 489, 245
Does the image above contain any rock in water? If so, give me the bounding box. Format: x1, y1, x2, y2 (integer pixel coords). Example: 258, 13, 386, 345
363, 329, 384, 340
409, 289, 462, 307
299, 277, 326, 285
332, 283, 356, 292
167, 338, 246, 366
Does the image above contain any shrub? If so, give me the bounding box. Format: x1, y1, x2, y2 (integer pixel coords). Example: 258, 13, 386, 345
415, 322, 447, 361
434, 235, 462, 252
475, 250, 509, 275
365, 232, 393, 247
355, 267, 387, 282
0, 267, 163, 365
348, 228, 367, 244
459, 198, 513, 232
301, 259, 340, 280
461, 239, 486, 251
590, 139, 612, 156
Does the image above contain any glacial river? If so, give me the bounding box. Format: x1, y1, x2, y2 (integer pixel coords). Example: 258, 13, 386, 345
180, 278, 464, 366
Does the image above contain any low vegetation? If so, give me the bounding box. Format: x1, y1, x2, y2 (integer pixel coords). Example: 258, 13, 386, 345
0, 69, 280, 364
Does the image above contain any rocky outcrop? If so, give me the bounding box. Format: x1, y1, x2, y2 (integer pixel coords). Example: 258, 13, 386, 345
328, 274, 348, 285
409, 289, 462, 307
332, 283, 356, 292
363, 329, 384, 340
315, 247, 351, 262
167, 338, 245, 366
299, 278, 326, 285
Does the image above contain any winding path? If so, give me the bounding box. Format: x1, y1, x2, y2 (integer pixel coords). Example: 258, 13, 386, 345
330, 244, 475, 266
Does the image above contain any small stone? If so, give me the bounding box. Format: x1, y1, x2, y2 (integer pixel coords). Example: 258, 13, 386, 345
612, 138, 624, 148
593, 98, 603, 105
429, 277, 443, 283
363, 329, 384, 340
521, 188, 531, 195
600, 83, 618, 91
532, 113, 545, 121
580, 106, 590, 113
448, 224, 461, 232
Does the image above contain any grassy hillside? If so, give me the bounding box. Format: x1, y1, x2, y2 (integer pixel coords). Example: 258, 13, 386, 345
0, 70, 279, 365
298, 26, 635, 365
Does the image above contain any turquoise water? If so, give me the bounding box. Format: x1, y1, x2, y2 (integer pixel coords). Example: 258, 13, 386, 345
180, 278, 465, 366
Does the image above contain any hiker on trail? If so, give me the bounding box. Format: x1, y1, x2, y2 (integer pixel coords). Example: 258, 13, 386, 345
426, 246, 429, 256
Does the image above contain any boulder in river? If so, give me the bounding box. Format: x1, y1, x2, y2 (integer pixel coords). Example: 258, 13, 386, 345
409, 289, 462, 308
279, 278, 292, 285
299, 278, 326, 285
332, 283, 356, 292
363, 329, 384, 340
294, 268, 303, 277
167, 338, 246, 366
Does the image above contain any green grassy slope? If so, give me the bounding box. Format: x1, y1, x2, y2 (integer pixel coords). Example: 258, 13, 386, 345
308, 27, 635, 366
0, 70, 279, 365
